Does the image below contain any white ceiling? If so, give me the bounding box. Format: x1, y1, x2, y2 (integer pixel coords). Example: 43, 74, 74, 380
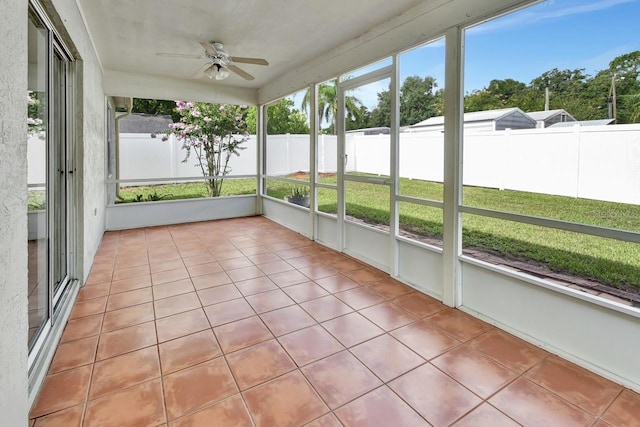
79, 0, 427, 89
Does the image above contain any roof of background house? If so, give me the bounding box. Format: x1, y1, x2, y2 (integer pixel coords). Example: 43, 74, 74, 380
527, 109, 577, 121
410, 107, 531, 127
119, 113, 173, 133
548, 118, 616, 128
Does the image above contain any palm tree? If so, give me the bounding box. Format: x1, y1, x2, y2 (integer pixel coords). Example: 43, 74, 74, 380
302, 79, 364, 134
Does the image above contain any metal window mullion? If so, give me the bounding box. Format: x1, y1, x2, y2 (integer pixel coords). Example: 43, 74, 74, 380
442, 27, 464, 307
337, 83, 346, 252
396, 194, 444, 210
310, 83, 318, 240
390, 54, 400, 277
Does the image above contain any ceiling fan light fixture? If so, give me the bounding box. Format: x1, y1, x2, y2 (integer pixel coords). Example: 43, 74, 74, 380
205, 63, 230, 80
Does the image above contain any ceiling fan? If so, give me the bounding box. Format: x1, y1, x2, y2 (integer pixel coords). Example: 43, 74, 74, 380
156, 41, 268, 81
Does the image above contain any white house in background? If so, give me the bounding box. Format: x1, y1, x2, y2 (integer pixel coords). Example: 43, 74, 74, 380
408, 107, 537, 132
528, 109, 577, 128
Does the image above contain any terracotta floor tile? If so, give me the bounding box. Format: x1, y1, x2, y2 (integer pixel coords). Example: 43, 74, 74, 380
77, 282, 111, 301
335, 287, 386, 310
154, 292, 201, 319
156, 308, 210, 343
49, 335, 98, 374
89, 346, 160, 399
60, 313, 103, 343
257, 260, 295, 275
491, 378, 595, 426
152, 278, 195, 300
163, 358, 238, 420
246, 289, 295, 313
69, 296, 107, 319
285, 255, 319, 269
603, 389, 640, 426
391, 319, 461, 360
106, 287, 153, 312
298, 264, 337, 280
335, 386, 429, 427
169, 395, 253, 427
279, 325, 345, 366
150, 258, 184, 274
269, 269, 310, 287
152, 266, 190, 285
426, 308, 492, 342
227, 265, 266, 282
301, 295, 354, 323
432, 345, 518, 399
191, 271, 233, 290
101, 302, 155, 333
248, 253, 282, 265
85, 378, 165, 427
260, 304, 317, 336
109, 275, 152, 294
226, 339, 296, 390
187, 261, 223, 277
235, 276, 279, 296
359, 301, 418, 331
525, 355, 622, 416
32, 404, 83, 427
322, 312, 384, 348
282, 281, 329, 303
303, 413, 342, 427
30, 365, 92, 418
343, 268, 388, 284
197, 284, 242, 306
315, 274, 362, 293
149, 251, 181, 264
302, 350, 382, 409
159, 329, 222, 375
212, 248, 247, 261
390, 363, 482, 426
452, 403, 520, 427
243, 370, 328, 427
96, 321, 157, 361
204, 298, 256, 327
368, 278, 414, 300
181, 254, 217, 267
219, 257, 254, 271
112, 264, 150, 281
325, 258, 364, 273
394, 292, 447, 318
114, 254, 149, 270
214, 316, 274, 353
85, 270, 112, 286
274, 248, 307, 260
351, 334, 424, 382
467, 328, 548, 373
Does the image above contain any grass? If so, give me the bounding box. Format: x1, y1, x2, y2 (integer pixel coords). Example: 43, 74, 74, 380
116, 179, 256, 203
118, 175, 640, 289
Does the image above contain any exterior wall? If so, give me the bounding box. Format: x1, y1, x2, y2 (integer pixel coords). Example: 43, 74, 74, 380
0, 0, 29, 424
50, 0, 107, 279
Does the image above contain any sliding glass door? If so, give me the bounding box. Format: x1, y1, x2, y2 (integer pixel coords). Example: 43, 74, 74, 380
27, 4, 74, 356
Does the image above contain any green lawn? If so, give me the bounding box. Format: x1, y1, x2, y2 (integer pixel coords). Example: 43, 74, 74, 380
121, 175, 640, 289
116, 179, 256, 203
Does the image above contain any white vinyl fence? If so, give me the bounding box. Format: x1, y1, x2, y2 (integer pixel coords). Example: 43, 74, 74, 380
108, 124, 640, 204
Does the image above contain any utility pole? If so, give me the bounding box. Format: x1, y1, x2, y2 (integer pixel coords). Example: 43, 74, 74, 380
544, 87, 550, 111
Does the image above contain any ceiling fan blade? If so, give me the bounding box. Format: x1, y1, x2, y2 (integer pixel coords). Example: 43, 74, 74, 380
156, 52, 203, 59
192, 63, 214, 79
199, 41, 218, 56
230, 56, 269, 66
228, 64, 255, 81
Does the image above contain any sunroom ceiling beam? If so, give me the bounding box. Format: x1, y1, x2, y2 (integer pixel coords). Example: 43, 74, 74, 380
104, 70, 258, 105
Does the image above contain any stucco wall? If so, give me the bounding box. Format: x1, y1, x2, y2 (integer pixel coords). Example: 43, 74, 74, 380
0, 0, 29, 424
49, 0, 107, 279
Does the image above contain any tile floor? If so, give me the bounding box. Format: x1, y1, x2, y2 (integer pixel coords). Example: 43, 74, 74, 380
30, 216, 640, 427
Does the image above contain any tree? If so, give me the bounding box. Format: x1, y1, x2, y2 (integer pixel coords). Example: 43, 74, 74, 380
133, 98, 180, 121
258, 98, 310, 134
302, 79, 364, 134
157, 101, 250, 197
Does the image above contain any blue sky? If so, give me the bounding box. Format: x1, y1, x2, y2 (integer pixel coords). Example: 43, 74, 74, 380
293, 0, 640, 112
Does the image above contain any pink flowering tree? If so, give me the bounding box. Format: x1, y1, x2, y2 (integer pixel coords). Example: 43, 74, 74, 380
157, 101, 250, 197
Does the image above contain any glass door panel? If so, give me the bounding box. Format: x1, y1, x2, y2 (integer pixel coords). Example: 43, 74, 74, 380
27, 10, 50, 350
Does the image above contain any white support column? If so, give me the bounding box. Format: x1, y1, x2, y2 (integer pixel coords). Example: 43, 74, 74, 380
337, 83, 346, 251
390, 55, 400, 277
442, 26, 464, 307
309, 83, 318, 240
256, 104, 265, 215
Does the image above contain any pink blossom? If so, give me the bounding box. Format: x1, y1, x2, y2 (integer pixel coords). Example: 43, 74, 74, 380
203, 116, 212, 123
